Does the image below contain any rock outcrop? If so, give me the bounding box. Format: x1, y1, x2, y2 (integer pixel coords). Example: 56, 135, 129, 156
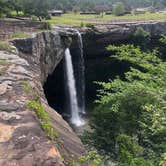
80, 21, 166, 101
81, 21, 166, 58
0, 31, 85, 166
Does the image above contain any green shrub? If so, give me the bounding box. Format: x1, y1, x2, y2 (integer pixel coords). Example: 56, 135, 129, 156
27, 100, 58, 138
78, 150, 104, 166
86, 23, 95, 29
45, 14, 51, 20
80, 22, 84, 27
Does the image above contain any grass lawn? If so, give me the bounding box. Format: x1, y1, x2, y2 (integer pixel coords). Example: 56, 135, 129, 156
46, 12, 166, 26
12, 32, 31, 39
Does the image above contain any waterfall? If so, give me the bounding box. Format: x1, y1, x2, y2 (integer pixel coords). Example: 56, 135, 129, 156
76, 31, 86, 114
64, 48, 84, 126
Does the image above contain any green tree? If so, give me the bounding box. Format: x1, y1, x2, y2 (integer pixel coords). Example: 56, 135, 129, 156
0, 0, 12, 17
133, 27, 151, 50
113, 2, 125, 16
22, 0, 49, 20
9, 0, 22, 16
87, 44, 166, 165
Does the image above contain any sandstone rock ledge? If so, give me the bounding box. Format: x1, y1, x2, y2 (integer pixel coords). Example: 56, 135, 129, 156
0, 31, 85, 166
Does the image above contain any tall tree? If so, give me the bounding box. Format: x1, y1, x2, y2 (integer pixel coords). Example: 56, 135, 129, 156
22, 0, 49, 20
0, 0, 12, 17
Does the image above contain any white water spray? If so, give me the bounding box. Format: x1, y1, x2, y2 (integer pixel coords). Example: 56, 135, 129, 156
64, 48, 84, 126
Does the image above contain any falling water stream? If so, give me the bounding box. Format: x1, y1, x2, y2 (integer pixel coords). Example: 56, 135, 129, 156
76, 31, 86, 114
64, 48, 84, 126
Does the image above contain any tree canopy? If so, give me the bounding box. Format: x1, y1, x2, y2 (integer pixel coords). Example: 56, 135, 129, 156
84, 36, 166, 165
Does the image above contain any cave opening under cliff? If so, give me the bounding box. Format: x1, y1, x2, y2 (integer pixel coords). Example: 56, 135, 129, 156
43, 51, 132, 121
43, 59, 68, 119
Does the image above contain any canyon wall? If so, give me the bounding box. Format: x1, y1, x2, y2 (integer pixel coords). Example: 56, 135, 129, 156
80, 21, 166, 102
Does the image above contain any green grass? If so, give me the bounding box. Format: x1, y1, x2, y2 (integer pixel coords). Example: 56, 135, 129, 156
46, 12, 166, 26
12, 32, 31, 39
27, 100, 58, 139
0, 41, 11, 51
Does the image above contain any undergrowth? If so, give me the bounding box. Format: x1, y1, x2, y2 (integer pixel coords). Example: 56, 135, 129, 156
27, 100, 58, 140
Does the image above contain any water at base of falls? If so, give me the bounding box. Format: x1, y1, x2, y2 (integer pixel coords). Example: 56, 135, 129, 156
64, 48, 85, 126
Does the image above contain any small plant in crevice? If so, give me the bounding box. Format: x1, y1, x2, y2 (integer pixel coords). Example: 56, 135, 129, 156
27, 100, 58, 139
20, 80, 31, 93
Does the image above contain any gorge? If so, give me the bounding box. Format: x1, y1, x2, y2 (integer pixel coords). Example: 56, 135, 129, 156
0, 20, 166, 165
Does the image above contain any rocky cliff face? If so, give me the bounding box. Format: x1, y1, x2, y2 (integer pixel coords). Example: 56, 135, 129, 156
82, 21, 166, 58
0, 31, 85, 166
79, 21, 166, 102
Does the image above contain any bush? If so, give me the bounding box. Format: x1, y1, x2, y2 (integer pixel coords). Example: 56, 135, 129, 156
78, 150, 104, 166
113, 2, 125, 16
45, 14, 51, 20
86, 23, 95, 29
80, 22, 84, 28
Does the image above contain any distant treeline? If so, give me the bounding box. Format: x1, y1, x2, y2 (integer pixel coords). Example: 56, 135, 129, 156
49, 0, 166, 11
